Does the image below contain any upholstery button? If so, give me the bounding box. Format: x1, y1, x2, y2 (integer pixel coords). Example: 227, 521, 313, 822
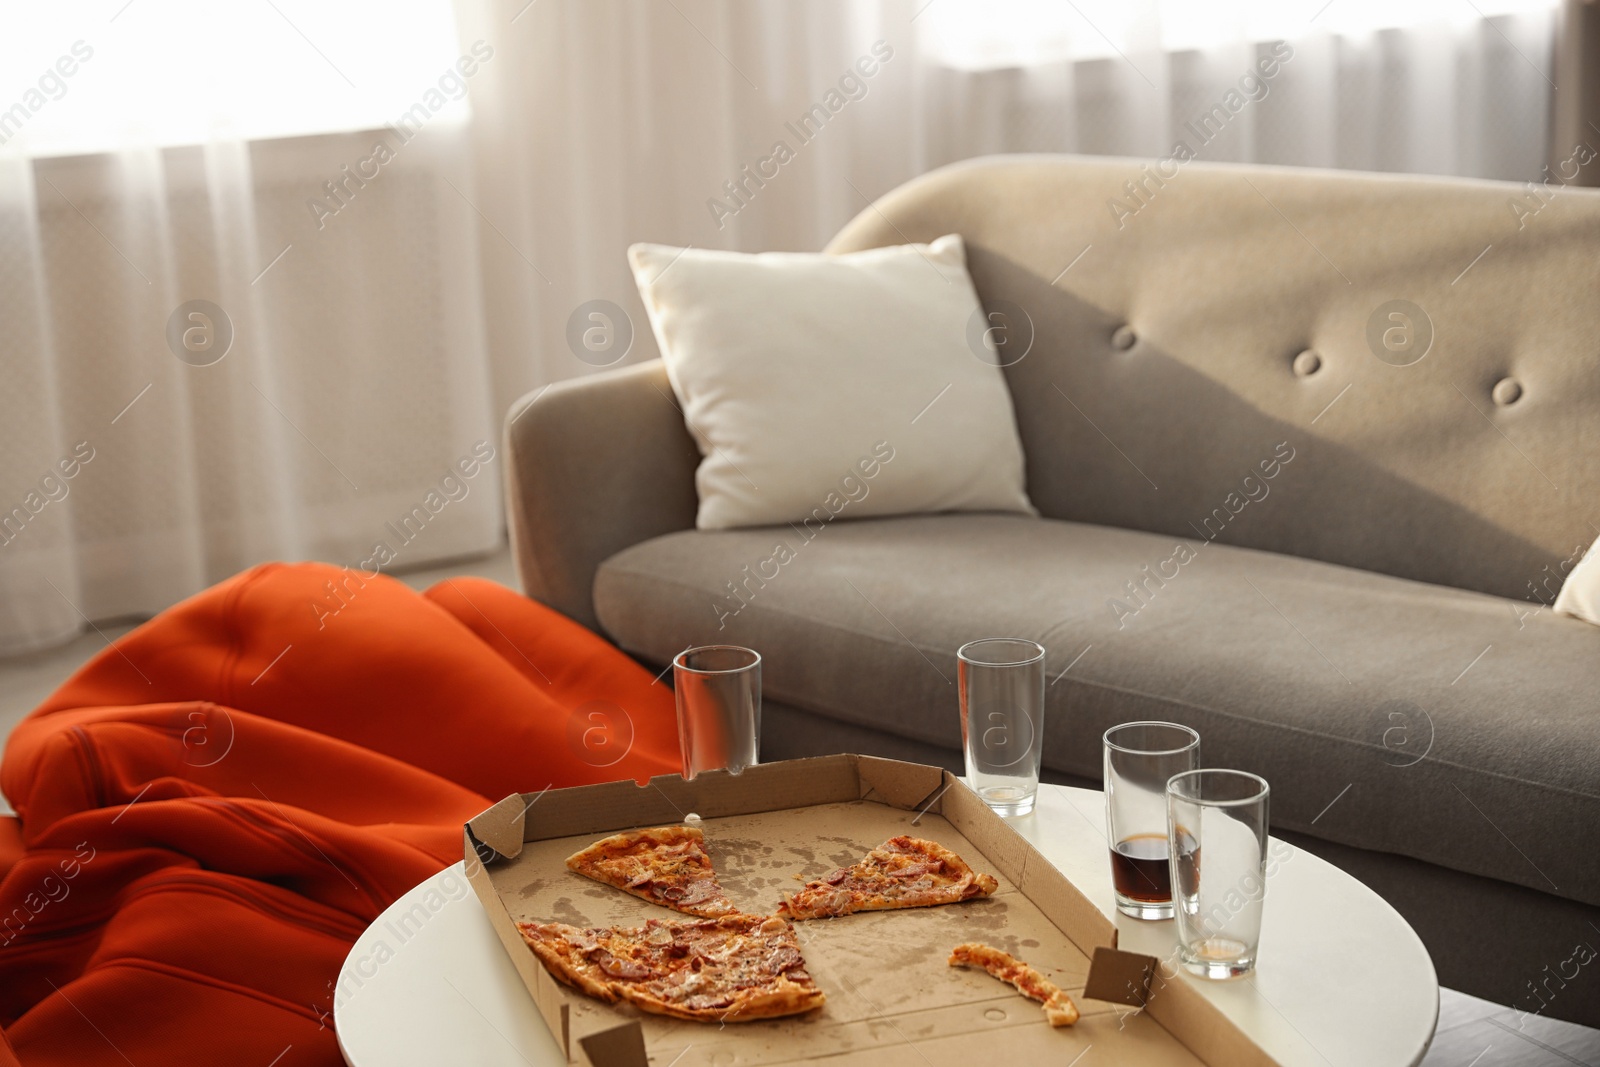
1292, 349, 1321, 377
1492, 377, 1522, 406
1111, 325, 1137, 350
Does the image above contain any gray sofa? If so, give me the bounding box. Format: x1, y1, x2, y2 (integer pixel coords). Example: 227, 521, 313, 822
505, 155, 1600, 1025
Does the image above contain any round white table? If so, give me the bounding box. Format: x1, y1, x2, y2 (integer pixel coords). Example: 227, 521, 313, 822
335, 783, 1437, 1066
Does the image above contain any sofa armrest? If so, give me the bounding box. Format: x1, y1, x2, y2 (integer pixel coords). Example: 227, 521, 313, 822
503, 360, 699, 630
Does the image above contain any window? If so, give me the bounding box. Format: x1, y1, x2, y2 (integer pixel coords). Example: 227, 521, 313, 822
0, 0, 464, 156
918, 0, 1560, 70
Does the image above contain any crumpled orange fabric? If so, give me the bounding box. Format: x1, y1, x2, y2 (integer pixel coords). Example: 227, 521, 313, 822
0, 561, 680, 1065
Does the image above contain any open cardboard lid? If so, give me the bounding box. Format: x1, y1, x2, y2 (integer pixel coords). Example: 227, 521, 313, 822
463, 755, 1274, 1067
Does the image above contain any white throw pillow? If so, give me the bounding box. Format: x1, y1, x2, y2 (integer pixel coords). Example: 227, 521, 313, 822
627, 235, 1036, 530
1554, 538, 1600, 626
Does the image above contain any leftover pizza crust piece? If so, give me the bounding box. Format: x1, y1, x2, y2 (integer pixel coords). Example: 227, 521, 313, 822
517, 914, 826, 1022
948, 942, 1079, 1026
776, 835, 1000, 920
565, 825, 739, 918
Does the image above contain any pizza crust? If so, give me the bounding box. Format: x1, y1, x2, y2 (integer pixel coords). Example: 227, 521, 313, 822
949, 942, 1079, 1027
520, 926, 620, 1004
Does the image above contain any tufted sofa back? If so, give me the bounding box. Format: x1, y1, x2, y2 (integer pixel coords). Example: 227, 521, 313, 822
826, 155, 1600, 602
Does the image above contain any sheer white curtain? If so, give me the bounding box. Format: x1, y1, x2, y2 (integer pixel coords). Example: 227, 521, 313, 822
0, 2, 499, 654
454, 0, 1556, 415
1, 0, 1557, 653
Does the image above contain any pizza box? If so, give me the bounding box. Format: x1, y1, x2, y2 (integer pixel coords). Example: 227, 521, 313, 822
462, 754, 1277, 1067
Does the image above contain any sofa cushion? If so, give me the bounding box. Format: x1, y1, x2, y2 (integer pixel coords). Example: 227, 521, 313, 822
595, 513, 1600, 907
1555, 535, 1600, 626
626, 236, 1034, 531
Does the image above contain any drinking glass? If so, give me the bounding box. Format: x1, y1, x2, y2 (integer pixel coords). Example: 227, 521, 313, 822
1166, 769, 1271, 979
957, 638, 1046, 817
1103, 721, 1201, 920
673, 645, 761, 779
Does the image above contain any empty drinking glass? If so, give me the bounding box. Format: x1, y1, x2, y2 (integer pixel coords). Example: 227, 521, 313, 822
1166, 769, 1271, 979
673, 645, 761, 779
957, 638, 1046, 817
1104, 721, 1201, 920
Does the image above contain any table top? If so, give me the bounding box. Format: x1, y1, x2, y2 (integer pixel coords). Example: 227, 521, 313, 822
335, 783, 1438, 1066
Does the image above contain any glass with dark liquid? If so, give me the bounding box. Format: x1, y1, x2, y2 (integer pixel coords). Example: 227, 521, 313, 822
1110, 833, 1172, 903
1103, 722, 1200, 919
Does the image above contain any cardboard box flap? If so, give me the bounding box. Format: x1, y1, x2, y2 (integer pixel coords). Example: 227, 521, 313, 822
466, 792, 532, 864
578, 1023, 647, 1067
515, 756, 868, 844
1084, 946, 1156, 1007
854, 755, 947, 811
647, 754, 864, 821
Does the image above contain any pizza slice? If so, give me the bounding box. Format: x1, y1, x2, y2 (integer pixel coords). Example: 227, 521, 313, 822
949, 942, 1079, 1026
776, 835, 999, 920
565, 825, 739, 918
517, 914, 826, 1022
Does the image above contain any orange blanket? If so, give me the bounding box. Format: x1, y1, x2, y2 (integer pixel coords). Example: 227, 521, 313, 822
0, 562, 681, 1065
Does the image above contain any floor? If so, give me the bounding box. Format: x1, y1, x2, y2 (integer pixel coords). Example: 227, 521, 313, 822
1430, 989, 1600, 1066
0, 548, 1596, 1064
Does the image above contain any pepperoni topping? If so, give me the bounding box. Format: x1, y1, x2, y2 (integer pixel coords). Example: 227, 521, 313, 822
887, 862, 931, 879
594, 951, 651, 980
678, 879, 719, 902
765, 945, 803, 973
